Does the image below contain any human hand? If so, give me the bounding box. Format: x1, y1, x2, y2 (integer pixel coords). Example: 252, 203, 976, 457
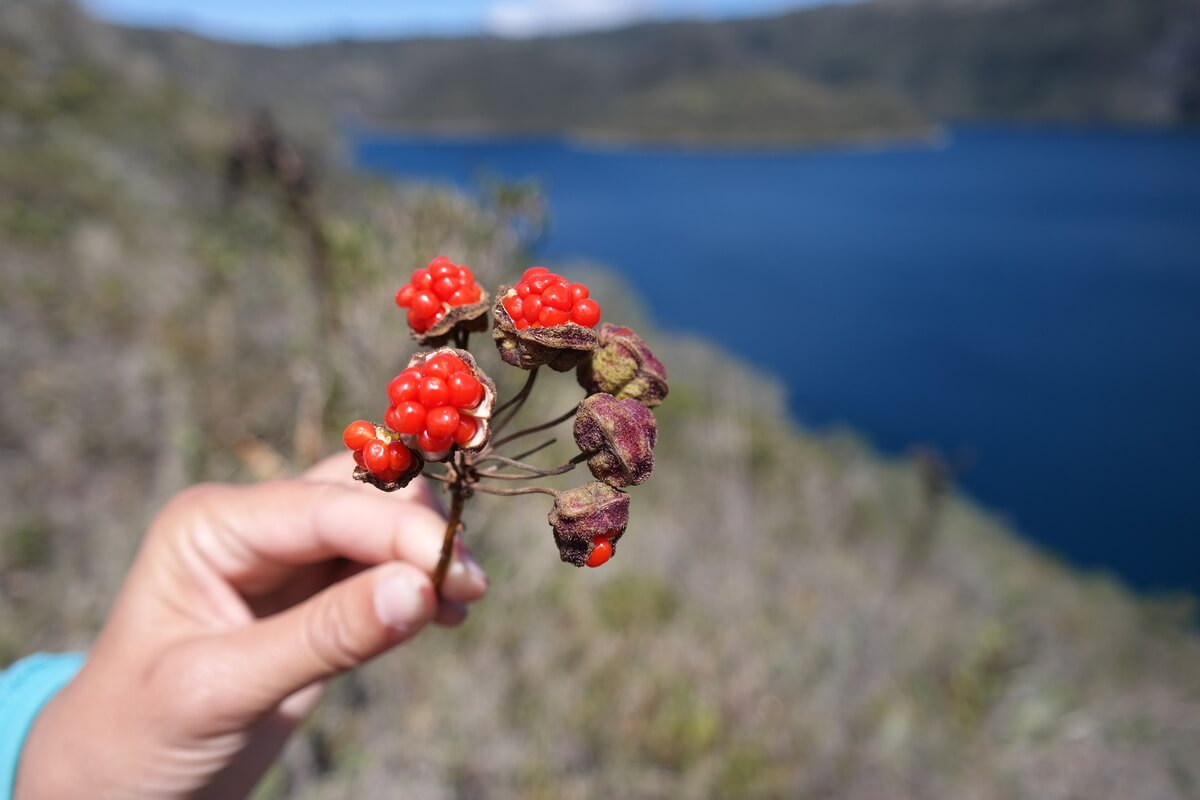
15, 453, 488, 799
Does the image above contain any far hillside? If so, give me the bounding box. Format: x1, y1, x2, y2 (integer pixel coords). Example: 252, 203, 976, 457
108, 0, 1200, 146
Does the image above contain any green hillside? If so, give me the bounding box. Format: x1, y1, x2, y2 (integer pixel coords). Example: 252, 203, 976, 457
105, 0, 1200, 145
2, 2, 1199, 797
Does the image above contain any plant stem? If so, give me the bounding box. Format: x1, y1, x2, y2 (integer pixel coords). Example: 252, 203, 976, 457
490, 367, 539, 434
475, 452, 587, 479
473, 485, 560, 498
490, 404, 579, 450
509, 438, 557, 462
433, 455, 469, 591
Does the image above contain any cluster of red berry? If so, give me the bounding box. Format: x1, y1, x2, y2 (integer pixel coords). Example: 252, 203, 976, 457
342, 421, 414, 484
394, 257, 484, 333
502, 267, 601, 330
385, 351, 485, 455
586, 533, 616, 568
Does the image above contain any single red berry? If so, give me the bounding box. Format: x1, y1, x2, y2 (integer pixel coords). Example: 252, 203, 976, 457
571, 298, 601, 327
411, 291, 440, 319
431, 262, 456, 280
386, 441, 413, 473
418, 430, 453, 453
539, 307, 570, 327
352, 448, 367, 468
424, 354, 457, 380
428, 255, 452, 268
453, 414, 478, 446
530, 274, 558, 293
363, 439, 391, 475
567, 282, 589, 303
431, 307, 448, 324
407, 309, 428, 332
395, 284, 417, 308
541, 283, 572, 311
449, 288, 471, 305
467, 283, 482, 302
523, 266, 550, 280
503, 295, 523, 319
389, 401, 426, 435
387, 372, 421, 405
413, 269, 433, 289
447, 371, 483, 408
515, 318, 531, 330
586, 536, 613, 568
425, 406, 460, 439
342, 420, 376, 451
418, 376, 450, 408
458, 265, 475, 283
516, 281, 533, 298
433, 276, 459, 301
523, 295, 544, 324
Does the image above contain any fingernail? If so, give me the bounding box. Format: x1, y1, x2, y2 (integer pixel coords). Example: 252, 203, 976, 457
374, 571, 429, 632
450, 548, 488, 588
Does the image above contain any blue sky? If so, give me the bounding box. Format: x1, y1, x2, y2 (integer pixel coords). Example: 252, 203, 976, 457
82, 0, 840, 42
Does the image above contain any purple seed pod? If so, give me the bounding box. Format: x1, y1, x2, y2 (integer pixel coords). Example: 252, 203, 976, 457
548, 482, 630, 567
573, 393, 656, 488
576, 322, 668, 407
492, 286, 600, 372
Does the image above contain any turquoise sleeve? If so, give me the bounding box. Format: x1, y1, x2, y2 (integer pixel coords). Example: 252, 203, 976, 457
0, 653, 85, 800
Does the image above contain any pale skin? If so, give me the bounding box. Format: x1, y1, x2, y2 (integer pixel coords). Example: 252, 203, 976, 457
15, 453, 488, 799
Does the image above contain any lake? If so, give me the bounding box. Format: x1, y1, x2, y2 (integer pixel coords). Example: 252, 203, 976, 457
354, 127, 1200, 596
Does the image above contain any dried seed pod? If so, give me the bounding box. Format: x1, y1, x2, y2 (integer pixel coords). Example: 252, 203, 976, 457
548, 482, 631, 567
577, 323, 668, 407
352, 424, 426, 491
574, 393, 656, 488
492, 285, 599, 372
411, 293, 491, 348
399, 347, 496, 461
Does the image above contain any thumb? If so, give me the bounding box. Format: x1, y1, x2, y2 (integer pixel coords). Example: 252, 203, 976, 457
210, 562, 437, 716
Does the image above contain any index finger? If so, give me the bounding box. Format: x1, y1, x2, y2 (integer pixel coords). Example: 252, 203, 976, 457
169, 481, 486, 603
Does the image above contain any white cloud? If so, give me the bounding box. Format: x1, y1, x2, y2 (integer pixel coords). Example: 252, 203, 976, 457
486, 0, 656, 38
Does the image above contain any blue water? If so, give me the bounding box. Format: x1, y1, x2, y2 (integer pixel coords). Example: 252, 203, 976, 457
355, 127, 1200, 595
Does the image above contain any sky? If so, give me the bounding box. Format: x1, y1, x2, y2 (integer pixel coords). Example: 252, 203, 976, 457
81, 0, 839, 42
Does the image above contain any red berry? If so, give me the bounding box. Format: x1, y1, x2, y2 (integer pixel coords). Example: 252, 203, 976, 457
539, 307, 570, 327
515, 318, 531, 330
395, 284, 416, 308
447, 371, 483, 408
571, 298, 601, 327
411, 291, 441, 319
342, 420, 376, 451
458, 265, 475, 283
389, 401, 425, 435
407, 309, 428, 332
586, 536, 613, 568
425, 406, 460, 439
363, 439, 390, 475
467, 284, 482, 302
431, 262, 456, 280
503, 295, 522, 319
418, 376, 450, 408
428, 255, 452, 269
516, 282, 533, 298
387, 441, 413, 473
433, 276, 459, 301
541, 283, 572, 311
418, 430, 453, 453
424, 354, 456, 380
523, 295, 544, 324
449, 288, 471, 305
413, 269, 433, 289
352, 448, 367, 469
567, 283, 589, 303
523, 266, 549, 280
530, 273, 556, 292
453, 414, 478, 446
387, 372, 421, 405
